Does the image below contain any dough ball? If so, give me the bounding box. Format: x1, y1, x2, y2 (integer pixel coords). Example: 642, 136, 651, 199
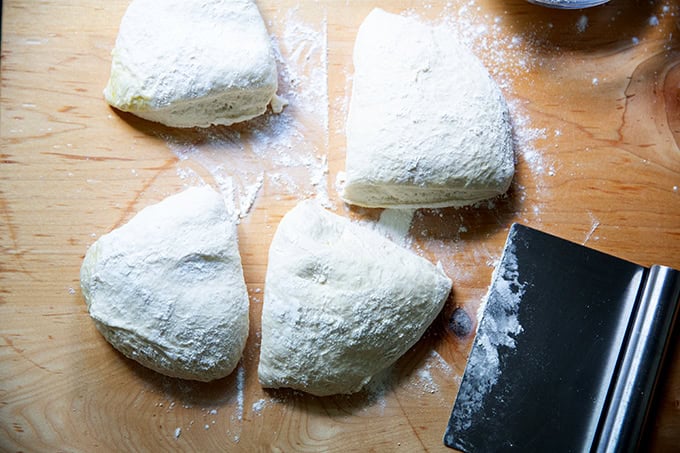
104, 0, 282, 128
258, 200, 452, 396
80, 187, 249, 381
342, 9, 515, 208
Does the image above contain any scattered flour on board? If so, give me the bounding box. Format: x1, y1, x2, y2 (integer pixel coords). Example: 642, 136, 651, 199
252, 398, 268, 415
227, 364, 246, 443
362, 349, 460, 414
166, 7, 330, 219
576, 15, 589, 34
236, 365, 245, 421
451, 228, 526, 432
408, 349, 459, 399
583, 211, 600, 244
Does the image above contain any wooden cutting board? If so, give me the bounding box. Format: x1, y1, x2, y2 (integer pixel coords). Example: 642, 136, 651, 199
1, 0, 679, 451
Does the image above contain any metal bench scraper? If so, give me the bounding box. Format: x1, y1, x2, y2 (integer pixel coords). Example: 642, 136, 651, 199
444, 223, 680, 452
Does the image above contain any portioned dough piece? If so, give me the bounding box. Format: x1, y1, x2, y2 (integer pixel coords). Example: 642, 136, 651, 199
343, 9, 515, 208
80, 187, 249, 382
258, 200, 452, 396
104, 0, 282, 128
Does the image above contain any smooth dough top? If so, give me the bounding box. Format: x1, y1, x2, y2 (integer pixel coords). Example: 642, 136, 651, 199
104, 0, 279, 127
342, 9, 515, 208
80, 187, 249, 381
258, 200, 452, 396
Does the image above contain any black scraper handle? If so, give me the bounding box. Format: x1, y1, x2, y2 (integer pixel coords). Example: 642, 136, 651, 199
595, 265, 680, 453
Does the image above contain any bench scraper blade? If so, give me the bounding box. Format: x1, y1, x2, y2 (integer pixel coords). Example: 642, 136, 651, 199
444, 223, 680, 452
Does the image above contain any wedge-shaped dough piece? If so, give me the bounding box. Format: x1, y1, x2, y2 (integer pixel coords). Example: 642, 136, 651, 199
343, 9, 514, 208
104, 0, 281, 128
258, 200, 452, 396
80, 187, 249, 381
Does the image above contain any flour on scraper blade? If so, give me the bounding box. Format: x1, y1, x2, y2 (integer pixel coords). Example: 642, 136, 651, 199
258, 200, 452, 396
342, 9, 514, 208
104, 0, 283, 128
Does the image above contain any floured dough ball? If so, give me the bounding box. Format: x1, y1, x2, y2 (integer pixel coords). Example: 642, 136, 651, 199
80, 187, 249, 381
258, 200, 452, 396
342, 9, 514, 208
104, 0, 283, 128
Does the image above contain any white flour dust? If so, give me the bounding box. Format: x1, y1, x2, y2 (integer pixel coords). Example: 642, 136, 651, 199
362, 348, 459, 414
226, 364, 246, 443
166, 7, 330, 219
251, 398, 268, 415
576, 15, 589, 34
583, 212, 600, 244
407, 349, 459, 398
451, 227, 526, 432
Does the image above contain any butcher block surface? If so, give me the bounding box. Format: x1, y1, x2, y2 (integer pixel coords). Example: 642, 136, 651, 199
1, 0, 679, 451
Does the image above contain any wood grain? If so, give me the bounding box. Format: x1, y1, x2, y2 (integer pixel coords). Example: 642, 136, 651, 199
2, 0, 679, 451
